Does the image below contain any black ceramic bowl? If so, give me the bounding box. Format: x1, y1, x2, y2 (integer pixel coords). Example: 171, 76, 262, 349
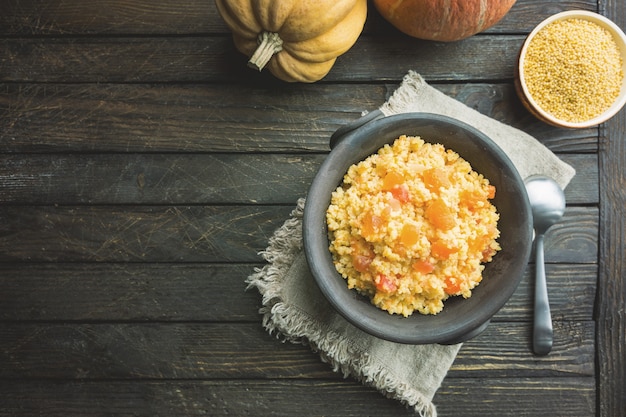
303, 112, 533, 344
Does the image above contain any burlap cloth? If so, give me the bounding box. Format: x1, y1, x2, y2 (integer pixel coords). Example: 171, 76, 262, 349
246, 71, 576, 416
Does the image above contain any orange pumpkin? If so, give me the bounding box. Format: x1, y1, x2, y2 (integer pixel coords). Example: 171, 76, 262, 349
216, 0, 367, 82
373, 0, 516, 42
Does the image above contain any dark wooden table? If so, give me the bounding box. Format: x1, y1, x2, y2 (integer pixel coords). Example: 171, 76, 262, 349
0, 1, 624, 416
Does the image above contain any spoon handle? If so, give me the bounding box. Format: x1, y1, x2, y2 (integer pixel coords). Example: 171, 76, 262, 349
533, 234, 553, 356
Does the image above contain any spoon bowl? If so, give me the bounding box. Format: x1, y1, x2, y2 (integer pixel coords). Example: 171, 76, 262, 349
524, 175, 566, 356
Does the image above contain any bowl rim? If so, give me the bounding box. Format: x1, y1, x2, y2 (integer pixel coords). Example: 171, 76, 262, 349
517, 10, 626, 128
302, 112, 533, 344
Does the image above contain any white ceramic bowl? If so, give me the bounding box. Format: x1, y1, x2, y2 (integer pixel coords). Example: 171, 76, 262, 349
516, 10, 626, 128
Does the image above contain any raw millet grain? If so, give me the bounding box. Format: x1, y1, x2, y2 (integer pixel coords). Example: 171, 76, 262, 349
523, 18, 623, 123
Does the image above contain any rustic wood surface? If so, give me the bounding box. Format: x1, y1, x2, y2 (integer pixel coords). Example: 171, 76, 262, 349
0, 1, 623, 416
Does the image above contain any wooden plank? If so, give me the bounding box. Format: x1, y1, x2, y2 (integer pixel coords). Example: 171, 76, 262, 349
561, 154, 599, 204
0, 1, 597, 36
0, 322, 593, 380
452, 321, 594, 377
0, 82, 375, 153
0, 37, 242, 83
598, 3, 626, 417
0, 0, 219, 36
494, 1, 597, 32
0, 322, 327, 380
0, 263, 263, 322
0, 153, 596, 205
495, 263, 596, 322
0, 263, 596, 322
0, 154, 326, 205
0, 205, 598, 263
0, 36, 528, 83
0, 83, 597, 153
334, 35, 524, 82
543, 207, 598, 263
437, 377, 595, 417
0, 378, 595, 417
0, 261, 594, 323
0, 205, 293, 263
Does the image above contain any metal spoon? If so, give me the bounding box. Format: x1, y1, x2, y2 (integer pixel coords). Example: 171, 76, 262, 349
524, 175, 566, 356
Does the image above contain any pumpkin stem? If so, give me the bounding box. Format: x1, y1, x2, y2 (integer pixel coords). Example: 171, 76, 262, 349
248, 31, 283, 71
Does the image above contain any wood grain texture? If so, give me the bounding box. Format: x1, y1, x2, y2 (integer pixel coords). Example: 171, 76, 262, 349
0, 263, 595, 322
0, 263, 263, 321
0, 0, 618, 416
0, 376, 592, 416
0, 83, 597, 153
437, 377, 595, 417
0, 205, 597, 263
0, 0, 598, 36
0, 153, 596, 205
0, 0, 217, 35
598, 4, 626, 417
0, 36, 526, 83
0, 205, 294, 262
0, 322, 594, 380
0, 378, 595, 417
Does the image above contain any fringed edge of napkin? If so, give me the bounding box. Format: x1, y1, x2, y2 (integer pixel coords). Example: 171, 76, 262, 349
246, 198, 438, 417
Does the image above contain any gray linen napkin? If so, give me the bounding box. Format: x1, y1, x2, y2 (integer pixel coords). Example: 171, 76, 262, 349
246, 71, 576, 417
